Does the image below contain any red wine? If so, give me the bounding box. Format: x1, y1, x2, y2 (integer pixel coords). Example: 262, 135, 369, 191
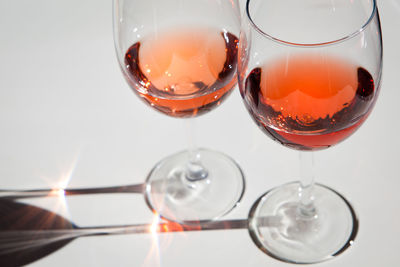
124, 27, 238, 117
242, 55, 376, 150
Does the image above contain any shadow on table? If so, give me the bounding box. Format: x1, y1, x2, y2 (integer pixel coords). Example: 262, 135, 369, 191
0, 198, 75, 267
0, 197, 255, 266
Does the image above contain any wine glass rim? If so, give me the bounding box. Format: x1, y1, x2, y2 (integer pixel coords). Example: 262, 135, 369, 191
245, 0, 378, 47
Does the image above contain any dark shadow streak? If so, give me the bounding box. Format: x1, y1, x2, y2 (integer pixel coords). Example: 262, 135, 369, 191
0, 198, 280, 266
0, 183, 146, 200
0, 183, 284, 266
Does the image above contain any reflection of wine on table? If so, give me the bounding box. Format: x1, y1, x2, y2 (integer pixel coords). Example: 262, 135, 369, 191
242, 54, 376, 150
124, 27, 239, 117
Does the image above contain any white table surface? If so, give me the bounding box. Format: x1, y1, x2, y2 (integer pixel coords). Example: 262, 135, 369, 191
0, 0, 399, 266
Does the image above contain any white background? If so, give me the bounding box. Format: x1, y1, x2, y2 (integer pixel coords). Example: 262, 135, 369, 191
0, 0, 399, 266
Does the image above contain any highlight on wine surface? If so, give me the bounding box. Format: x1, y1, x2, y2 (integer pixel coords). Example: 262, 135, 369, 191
123, 26, 238, 118
241, 53, 378, 150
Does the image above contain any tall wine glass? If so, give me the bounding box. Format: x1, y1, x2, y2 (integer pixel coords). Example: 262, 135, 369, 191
113, 0, 245, 223
238, 0, 382, 263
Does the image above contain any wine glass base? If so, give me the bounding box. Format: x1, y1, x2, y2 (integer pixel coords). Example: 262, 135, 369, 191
248, 182, 358, 264
144, 148, 245, 224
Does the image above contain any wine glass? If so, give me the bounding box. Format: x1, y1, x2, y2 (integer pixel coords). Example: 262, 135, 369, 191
113, 0, 245, 223
238, 0, 382, 263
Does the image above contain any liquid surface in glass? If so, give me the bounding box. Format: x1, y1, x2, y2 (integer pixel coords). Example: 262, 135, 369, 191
124, 26, 238, 117
242, 54, 375, 150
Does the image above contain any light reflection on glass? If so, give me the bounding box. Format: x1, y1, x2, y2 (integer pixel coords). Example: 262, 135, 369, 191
42, 153, 80, 220
142, 213, 162, 267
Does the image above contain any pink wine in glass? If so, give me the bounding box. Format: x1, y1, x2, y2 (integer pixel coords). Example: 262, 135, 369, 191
124, 27, 238, 117
241, 54, 377, 150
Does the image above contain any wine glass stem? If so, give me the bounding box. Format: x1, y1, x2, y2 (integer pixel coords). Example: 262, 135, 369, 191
298, 151, 316, 217
184, 118, 209, 182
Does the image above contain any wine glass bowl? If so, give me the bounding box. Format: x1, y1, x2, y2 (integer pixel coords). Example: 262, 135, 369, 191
114, 0, 241, 118
113, 0, 245, 223
239, 0, 382, 151
239, 0, 382, 263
